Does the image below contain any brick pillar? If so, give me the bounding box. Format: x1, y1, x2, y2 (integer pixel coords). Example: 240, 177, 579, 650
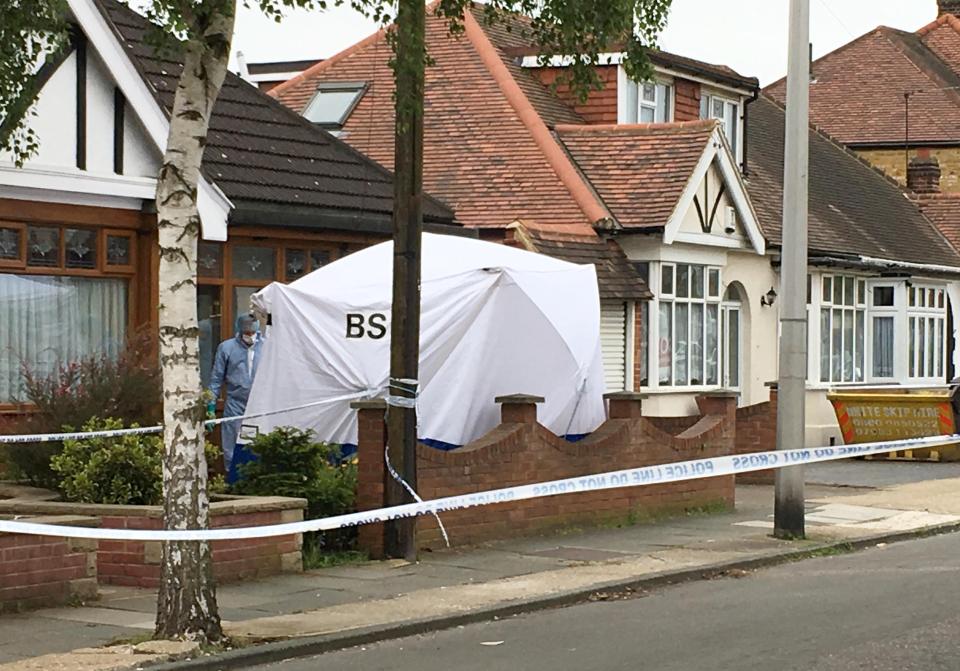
604, 391, 645, 419
351, 399, 388, 559
495, 394, 544, 424
696, 391, 738, 424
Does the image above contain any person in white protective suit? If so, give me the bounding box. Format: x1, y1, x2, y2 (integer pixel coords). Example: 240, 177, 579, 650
208, 313, 263, 478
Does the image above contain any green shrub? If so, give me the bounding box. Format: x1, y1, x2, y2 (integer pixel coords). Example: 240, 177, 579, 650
48, 417, 224, 506
231, 427, 357, 519
51, 417, 163, 505
2, 331, 161, 488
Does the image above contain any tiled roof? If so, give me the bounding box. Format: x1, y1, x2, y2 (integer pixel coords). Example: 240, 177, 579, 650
765, 26, 960, 146
915, 194, 960, 252
271, 6, 593, 230
509, 222, 651, 300
747, 96, 960, 268
555, 121, 717, 230
96, 0, 455, 226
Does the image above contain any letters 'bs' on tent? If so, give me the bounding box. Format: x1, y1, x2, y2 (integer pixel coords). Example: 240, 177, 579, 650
246, 233, 607, 448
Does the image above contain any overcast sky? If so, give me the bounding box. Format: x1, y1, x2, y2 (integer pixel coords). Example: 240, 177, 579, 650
228, 0, 940, 86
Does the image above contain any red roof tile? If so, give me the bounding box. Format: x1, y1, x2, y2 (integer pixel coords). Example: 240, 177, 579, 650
765, 27, 960, 145
555, 121, 717, 230
915, 193, 960, 252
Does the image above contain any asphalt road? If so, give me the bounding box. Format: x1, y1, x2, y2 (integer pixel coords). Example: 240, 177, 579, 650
247, 532, 960, 671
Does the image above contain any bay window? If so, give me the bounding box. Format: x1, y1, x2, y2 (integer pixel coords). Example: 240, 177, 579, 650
0, 221, 132, 403
809, 274, 948, 386
657, 263, 721, 387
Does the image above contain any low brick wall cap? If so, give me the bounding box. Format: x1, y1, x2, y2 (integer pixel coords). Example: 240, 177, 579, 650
699, 390, 740, 398
764, 381, 779, 389
495, 394, 545, 404
350, 398, 388, 410
603, 392, 647, 401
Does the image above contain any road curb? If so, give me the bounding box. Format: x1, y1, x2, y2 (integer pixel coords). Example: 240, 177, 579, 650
149, 519, 960, 671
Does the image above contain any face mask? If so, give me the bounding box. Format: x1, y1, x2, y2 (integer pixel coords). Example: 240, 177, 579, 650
242, 334, 255, 346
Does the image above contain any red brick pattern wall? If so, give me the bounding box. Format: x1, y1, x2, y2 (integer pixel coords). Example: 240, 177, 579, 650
534, 65, 619, 125
735, 389, 777, 484
0, 533, 97, 612
674, 78, 702, 122
356, 396, 737, 554
646, 415, 702, 434
96, 510, 302, 588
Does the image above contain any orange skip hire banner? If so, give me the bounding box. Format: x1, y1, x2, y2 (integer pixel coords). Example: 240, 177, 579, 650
828, 389, 959, 462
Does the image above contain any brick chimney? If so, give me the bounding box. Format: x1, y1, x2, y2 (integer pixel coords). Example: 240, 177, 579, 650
907, 153, 941, 194
940, 0, 960, 16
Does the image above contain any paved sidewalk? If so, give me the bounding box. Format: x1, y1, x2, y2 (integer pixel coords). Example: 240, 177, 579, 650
1, 462, 959, 670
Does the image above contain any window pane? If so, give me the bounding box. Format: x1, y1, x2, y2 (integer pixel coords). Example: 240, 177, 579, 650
917, 318, 926, 377
310, 249, 331, 270
708, 269, 720, 298
659, 84, 672, 122
909, 287, 916, 307
706, 304, 719, 385
285, 249, 308, 281
938, 290, 945, 309
727, 309, 740, 388
0, 275, 127, 401
234, 286, 263, 328
691, 266, 704, 299
639, 106, 655, 123
928, 318, 936, 377
833, 277, 843, 305
624, 79, 639, 123
726, 102, 738, 152
919, 289, 926, 308
641, 82, 656, 103
832, 308, 842, 381
658, 302, 673, 385
929, 289, 936, 307
909, 317, 916, 377
675, 303, 689, 385
232, 245, 275, 281
198, 285, 221, 389
661, 264, 674, 295
303, 86, 364, 125
857, 280, 866, 305
677, 264, 690, 298
873, 286, 894, 307
690, 304, 704, 385
842, 277, 853, 306
820, 308, 831, 382
105, 235, 131, 267
0, 227, 22, 260
822, 276, 832, 303
699, 94, 709, 120
639, 302, 648, 387
27, 226, 59, 267
937, 319, 945, 378
842, 309, 854, 382
198, 243, 223, 278
873, 316, 894, 378
713, 98, 725, 118
65, 228, 97, 269
855, 310, 865, 382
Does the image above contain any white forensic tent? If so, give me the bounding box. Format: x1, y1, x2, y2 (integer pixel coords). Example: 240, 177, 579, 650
245, 233, 607, 447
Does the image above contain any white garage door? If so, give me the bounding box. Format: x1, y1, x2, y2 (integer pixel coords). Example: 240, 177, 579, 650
600, 300, 628, 391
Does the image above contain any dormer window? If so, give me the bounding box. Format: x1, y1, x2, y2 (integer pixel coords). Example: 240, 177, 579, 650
619, 68, 673, 124
701, 93, 740, 156
302, 82, 366, 129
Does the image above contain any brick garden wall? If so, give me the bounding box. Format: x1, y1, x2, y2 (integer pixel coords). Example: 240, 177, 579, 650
735, 387, 777, 484
0, 496, 306, 589
0, 516, 98, 613
354, 393, 738, 557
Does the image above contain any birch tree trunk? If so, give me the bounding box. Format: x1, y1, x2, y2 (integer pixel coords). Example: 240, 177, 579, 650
154, 3, 235, 642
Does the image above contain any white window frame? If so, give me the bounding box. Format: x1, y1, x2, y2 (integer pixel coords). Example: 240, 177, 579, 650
617, 67, 673, 124
650, 261, 723, 390
907, 284, 947, 382
806, 273, 948, 387
700, 91, 742, 164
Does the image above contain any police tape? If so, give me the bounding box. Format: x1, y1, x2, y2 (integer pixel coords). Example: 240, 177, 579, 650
0, 390, 378, 444
0, 432, 957, 542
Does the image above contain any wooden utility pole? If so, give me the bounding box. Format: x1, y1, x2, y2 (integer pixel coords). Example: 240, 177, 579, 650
775, 0, 809, 539
384, 0, 425, 561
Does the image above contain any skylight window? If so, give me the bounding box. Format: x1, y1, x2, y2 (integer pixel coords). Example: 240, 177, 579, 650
302, 82, 366, 127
